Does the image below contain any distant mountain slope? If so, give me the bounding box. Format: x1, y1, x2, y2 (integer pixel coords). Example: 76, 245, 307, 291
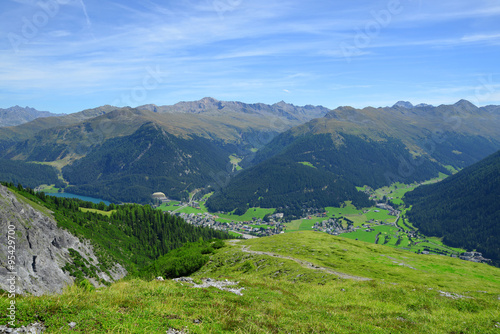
0, 159, 63, 189
0, 106, 63, 127
0, 99, 329, 202
206, 133, 441, 217
0, 98, 326, 164
62, 122, 234, 203
251, 100, 500, 170
0, 105, 114, 140
404, 150, 500, 265
206, 153, 373, 217
139, 97, 329, 122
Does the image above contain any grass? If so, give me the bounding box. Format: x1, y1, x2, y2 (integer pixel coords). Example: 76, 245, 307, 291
242, 232, 500, 291
37, 184, 61, 193
284, 218, 321, 232
298, 161, 316, 168
215, 207, 275, 223
157, 201, 182, 211
248, 224, 271, 229
79, 207, 116, 217
3, 231, 499, 333
8, 189, 53, 218
229, 154, 243, 171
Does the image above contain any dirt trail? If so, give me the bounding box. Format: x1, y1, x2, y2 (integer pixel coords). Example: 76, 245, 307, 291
229, 240, 370, 281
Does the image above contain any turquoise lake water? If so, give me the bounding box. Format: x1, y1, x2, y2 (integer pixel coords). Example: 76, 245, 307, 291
43, 192, 111, 205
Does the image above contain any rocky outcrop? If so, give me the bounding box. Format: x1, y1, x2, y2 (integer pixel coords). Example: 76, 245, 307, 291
0, 185, 126, 295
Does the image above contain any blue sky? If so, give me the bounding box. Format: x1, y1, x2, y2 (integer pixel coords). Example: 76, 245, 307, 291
1, 0, 499, 114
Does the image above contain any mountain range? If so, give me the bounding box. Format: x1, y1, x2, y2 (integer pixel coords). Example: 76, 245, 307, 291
0, 106, 63, 127
0, 98, 499, 207
208, 100, 500, 215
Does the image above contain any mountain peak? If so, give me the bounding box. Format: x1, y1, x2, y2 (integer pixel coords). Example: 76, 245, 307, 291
200, 97, 219, 104
393, 101, 414, 109
415, 103, 433, 108
454, 99, 478, 110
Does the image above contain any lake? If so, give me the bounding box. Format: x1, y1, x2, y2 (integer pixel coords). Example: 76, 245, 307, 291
43, 192, 111, 205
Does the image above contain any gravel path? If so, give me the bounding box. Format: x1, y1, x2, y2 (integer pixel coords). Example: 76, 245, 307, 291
231, 241, 371, 281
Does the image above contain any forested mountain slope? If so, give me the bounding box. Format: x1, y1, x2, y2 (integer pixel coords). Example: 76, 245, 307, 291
404, 150, 500, 265
62, 122, 234, 203
206, 153, 373, 217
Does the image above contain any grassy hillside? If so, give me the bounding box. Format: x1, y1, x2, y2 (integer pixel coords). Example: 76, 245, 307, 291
3, 231, 499, 333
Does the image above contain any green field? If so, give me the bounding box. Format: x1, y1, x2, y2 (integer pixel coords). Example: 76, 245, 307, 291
79, 207, 116, 217
325, 202, 361, 216
298, 161, 316, 168
228, 231, 242, 238
229, 154, 243, 171
341, 224, 399, 243
216, 207, 275, 222
248, 224, 272, 229
37, 184, 61, 193
285, 217, 323, 232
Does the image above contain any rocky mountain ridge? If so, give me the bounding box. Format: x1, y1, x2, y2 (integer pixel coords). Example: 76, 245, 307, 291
138, 97, 329, 122
0, 106, 62, 128
0, 185, 126, 295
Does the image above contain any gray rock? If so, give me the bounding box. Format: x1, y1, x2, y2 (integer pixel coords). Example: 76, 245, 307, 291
166, 327, 189, 334
68, 322, 76, 329
0, 322, 46, 334
0, 185, 127, 295
173, 277, 244, 295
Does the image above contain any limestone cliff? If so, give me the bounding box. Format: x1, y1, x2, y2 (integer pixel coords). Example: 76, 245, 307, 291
0, 185, 126, 295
